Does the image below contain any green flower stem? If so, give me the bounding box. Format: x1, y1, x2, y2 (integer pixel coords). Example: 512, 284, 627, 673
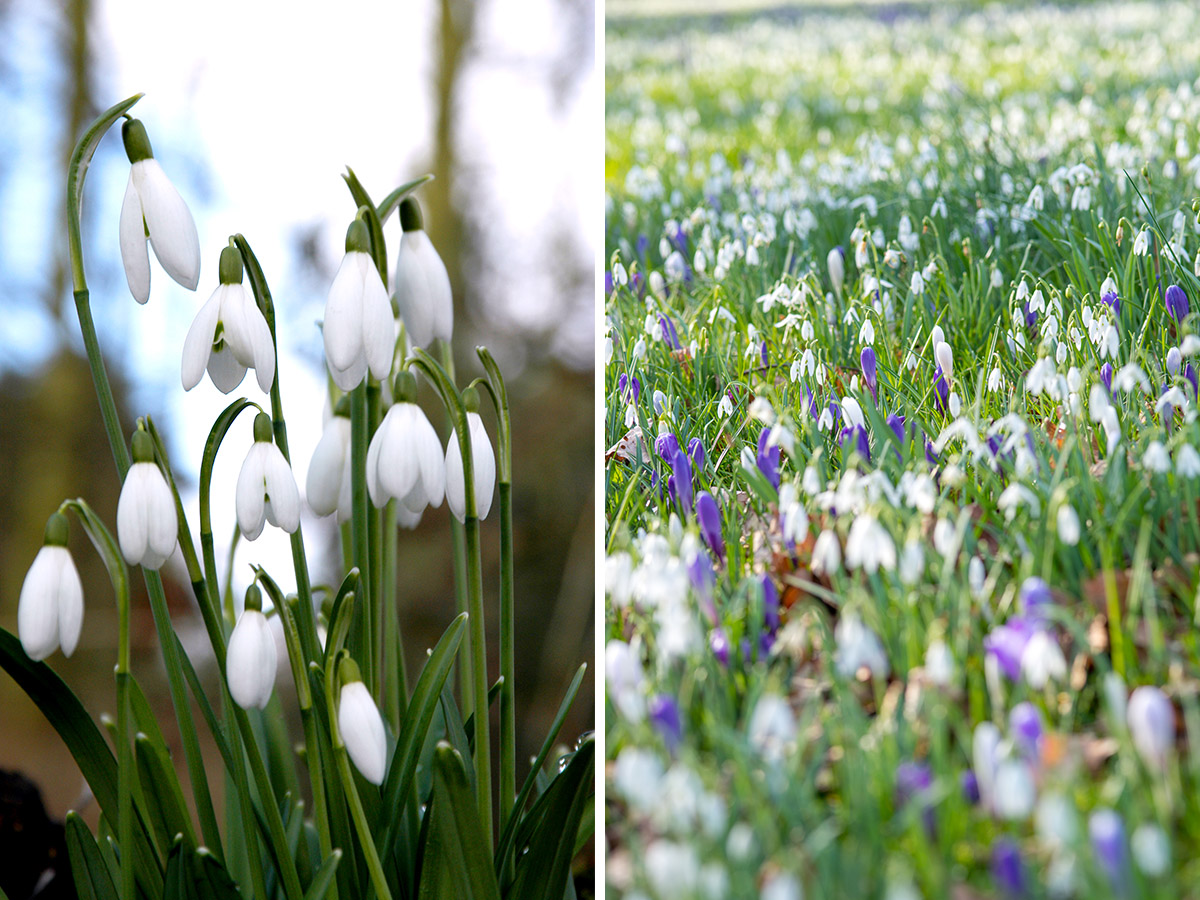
350, 381, 373, 691
368, 382, 384, 703
412, 347, 492, 843
382, 500, 407, 730
66, 100, 223, 860
225, 694, 271, 900
477, 347, 516, 827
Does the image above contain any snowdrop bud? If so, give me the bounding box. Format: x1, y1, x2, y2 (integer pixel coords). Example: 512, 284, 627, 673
324, 219, 394, 391
827, 246, 845, 297
117, 430, 178, 569
1056, 503, 1080, 545
307, 400, 353, 521
119, 118, 201, 303
394, 198, 453, 349
935, 341, 953, 379
18, 513, 84, 661
226, 585, 277, 710
235, 413, 301, 540
948, 391, 961, 417
1126, 686, 1175, 771
182, 245, 276, 394
337, 659, 388, 785
444, 402, 496, 522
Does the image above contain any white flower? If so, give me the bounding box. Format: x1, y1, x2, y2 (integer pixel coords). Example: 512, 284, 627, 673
935, 341, 954, 379
1056, 503, 1080, 546
827, 246, 845, 295
748, 693, 796, 761
845, 514, 896, 574
306, 412, 352, 521
1021, 630, 1067, 689
18, 515, 84, 661
226, 599, 277, 710
811, 529, 841, 573
324, 222, 394, 392
445, 411, 496, 521
394, 199, 453, 348
1131, 824, 1170, 876
116, 434, 177, 569
236, 414, 301, 541
834, 614, 889, 678
181, 248, 275, 394
1126, 686, 1175, 771
605, 639, 645, 722
1133, 227, 1150, 256
925, 639, 955, 686
899, 538, 924, 585
338, 678, 388, 785
994, 759, 1036, 820
118, 119, 200, 304
1143, 441, 1171, 473
1176, 444, 1200, 478
366, 395, 445, 516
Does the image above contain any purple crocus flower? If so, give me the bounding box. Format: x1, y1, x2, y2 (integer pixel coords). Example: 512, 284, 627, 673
756, 426, 781, 492
925, 438, 939, 467
1101, 361, 1113, 394
761, 341, 769, 369
895, 761, 936, 836
604, 270, 614, 295
933, 365, 950, 412
762, 575, 780, 634
839, 424, 871, 462
1089, 808, 1129, 895
991, 839, 1027, 898
1023, 302, 1037, 328
671, 225, 688, 255
886, 413, 905, 456
961, 770, 981, 805
617, 373, 641, 405
759, 631, 775, 658
635, 233, 649, 260
1018, 577, 1053, 623
695, 490, 725, 563
688, 437, 706, 472
655, 432, 680, 461
660, 315, 682, 351
804, 385, 819, 420
710, 628, 730, 667
1101, 290, 1120, 318
1009, 702, 1044, 760
630, 271, 645, 298
648, 694, 683, 753
687, 552, 716, 622
1166, 284, 1189, 322
1186, 362, 1198, 400
669, 449, 692, 511
861, 346, 878, 401
983, 616, 1039, 681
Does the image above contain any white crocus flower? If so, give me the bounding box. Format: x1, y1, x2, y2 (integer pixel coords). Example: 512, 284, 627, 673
324, 219, 395, 392
118, 118, 200, 304
235, 413, 301, 541
338, 663, 388, 785
18, 513, 84, 661
445, 409, 496, 522
306, 408, 352, 521
116, 430, 177, 569
366, 375, 445, 517
394, 198, 453, 349
181, 246, 275, 394
225, 586, 277, 710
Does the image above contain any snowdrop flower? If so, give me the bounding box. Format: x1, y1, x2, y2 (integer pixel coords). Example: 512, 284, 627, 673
1143, 441, 1171, 473
899, 538, 924, 585
1176, 444, 1200, 478
606, 639, 646, 722
910, 270, 925, 295
934, 341, 954, 380
993, 759, 1036, 820
18, 513, 84, 661
118, 118, 200, 304
306, 403, 352, 521
1055, 503, 1080, 545
324, 218, 394, 391
925, 639, 955, 686
748, 693, 796, 762
1133, 228, 1150, 256
445, 400, 496, 521
366, 373, 445, 520
1021, 629, 1066, 689
1131, 824, 1170, 877
236, 413, 301, 541
337, 659, 388, 785
1126, 685, 1175, 771
840, 396, 865, 429
811, 529, 841, 574
116, 429, 177, 569
845, 514, 895, 574
834, 614, 889, 678
393, 198, 453, 348
181, 245, 275, 394
225, 585, 277, 710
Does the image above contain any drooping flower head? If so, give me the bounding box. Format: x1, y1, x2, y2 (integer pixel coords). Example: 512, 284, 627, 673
306, 397, 353, 522
117, 428, 178, 569
226, 584, 277, 710
444, 388, 496, 522
827, 245, 845, 296
366, 372, 445, 522
18, 512, 84, 661
119, 118, 201, 304
182, 245, 276, 394
337, 657, 387, 785
394, 197, 453, 349
235, 412, 301, 541
324, 217, 394, 391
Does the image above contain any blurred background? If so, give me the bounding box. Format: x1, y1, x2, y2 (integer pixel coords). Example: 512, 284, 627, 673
0, 0, 595, 880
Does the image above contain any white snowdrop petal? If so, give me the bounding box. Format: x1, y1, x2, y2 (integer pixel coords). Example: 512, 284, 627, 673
119, 169, 151, 304
361, 265, 395, 382
308, 420, 349, 517
219, 284, 257, 365
18, 548, 63, 660
236, 445, 268, 540
444, 427, 466, 522
324, 254, 368, 373
117, 467, 150, 566
416, 413, 446, 508
245, 292, 277, 394
263, 447, 300, 533
135, 159, 200, 290
338, 682, 387, 785
144, 468, 179, 567
181, 289, 224, 391
377, 408, 421, 504
226, 610, 277, 710
55, 552, 85, 658
207, 344, 249, 393
470, 414, 496, 520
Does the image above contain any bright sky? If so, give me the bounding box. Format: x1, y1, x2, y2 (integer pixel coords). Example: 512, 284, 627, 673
1, 0, 595, 605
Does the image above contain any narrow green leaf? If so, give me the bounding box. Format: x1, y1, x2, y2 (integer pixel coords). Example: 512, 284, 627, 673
462, 676, 504, 752
303, 850, 342, 900
416, 744, 501, 900
376, 174, 435, 225
163, 836, 195, 900
192, 846, 242, 900
64, 813, 119, 900
507, 740, 594, 900
135, 734, 197, 853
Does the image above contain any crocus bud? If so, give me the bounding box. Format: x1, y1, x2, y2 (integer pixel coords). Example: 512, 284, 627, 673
117, 429, 178, 569
694, 491, 724, 563
687, 437, 706, 472
394, 198, 453, 349
1166, 284, 1189, 322
648, 694, 683, 753
18, 513, 84, 660
226, 585, 277, 710
990, 838, 1027, 898
1167, 346, 1182, 377
669, 449, 693, 512
1126, 685, 1175, 771
235, 413, 301, 540
861, 346, 878, 401
1101, 362, 1114, 394
1089, 808, 1129, 894
1018, 577, 1053, 622
337, 658, 387, 785
1009, 702, 1044, 760
756, 426, 780, 492
119, 118, 201, 303
935, 341, 954, 380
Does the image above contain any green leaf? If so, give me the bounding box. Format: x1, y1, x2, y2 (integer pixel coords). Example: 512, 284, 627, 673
303, 850, 342, 900
135, 733, 197, 853
495, 663, 587, 878
506, 740, 594, 900
377, 613, 467, 865
64, 813, 119, 900
376, 175, 435, 225
416, 744, 501, 900
68, 93, 143, 227
341, 167, 388, 280
462, 676, 504, 752
163, 837, 196, 900
192, 846, 242, 900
